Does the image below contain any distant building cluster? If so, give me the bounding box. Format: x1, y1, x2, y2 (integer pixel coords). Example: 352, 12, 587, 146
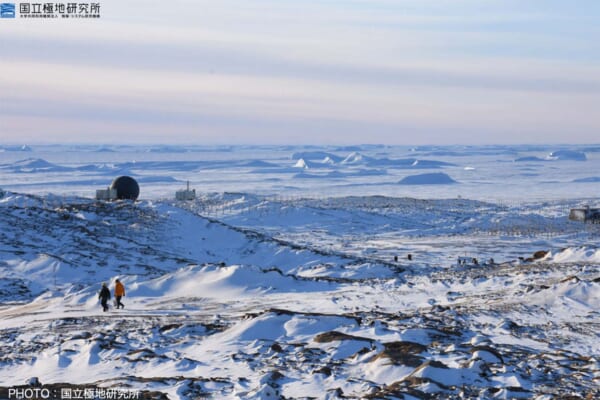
175, 181, 196, 201
569, 206, 600, 224
95, 176, 195, 201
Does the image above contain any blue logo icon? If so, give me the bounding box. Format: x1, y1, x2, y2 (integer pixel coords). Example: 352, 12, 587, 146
0, 3, 15, 18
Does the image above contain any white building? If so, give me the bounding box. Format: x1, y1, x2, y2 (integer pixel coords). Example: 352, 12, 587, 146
569, 206, 600, 223
96, 187, 118, 201
176, 181, 196, 201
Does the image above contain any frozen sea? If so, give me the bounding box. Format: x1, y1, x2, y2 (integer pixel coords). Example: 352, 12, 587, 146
1, 144, 600, 202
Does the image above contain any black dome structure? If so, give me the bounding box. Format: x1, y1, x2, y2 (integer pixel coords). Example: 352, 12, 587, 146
110, 176, 140, 200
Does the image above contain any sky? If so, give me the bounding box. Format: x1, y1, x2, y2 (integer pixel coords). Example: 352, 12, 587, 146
1, 0, 599, 145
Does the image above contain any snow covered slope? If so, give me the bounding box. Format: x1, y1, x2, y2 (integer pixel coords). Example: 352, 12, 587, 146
0, 191, 599, 399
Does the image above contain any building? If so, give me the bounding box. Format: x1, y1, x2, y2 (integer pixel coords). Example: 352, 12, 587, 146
96, 187, 118, 201
176, 181, 196, 201
95, 176, 140, 201
569, 206, 600, 223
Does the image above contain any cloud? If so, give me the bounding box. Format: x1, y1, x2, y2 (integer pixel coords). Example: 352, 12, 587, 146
0, 0, 599, 144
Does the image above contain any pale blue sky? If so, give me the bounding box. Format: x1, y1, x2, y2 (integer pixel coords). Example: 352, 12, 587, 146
1, 0, 599, 144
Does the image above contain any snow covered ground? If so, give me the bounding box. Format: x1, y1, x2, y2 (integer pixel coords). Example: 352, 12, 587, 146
0, 145, 599, 399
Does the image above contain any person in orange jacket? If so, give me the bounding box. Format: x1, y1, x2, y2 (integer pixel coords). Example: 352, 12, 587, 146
114, 279, 125, 309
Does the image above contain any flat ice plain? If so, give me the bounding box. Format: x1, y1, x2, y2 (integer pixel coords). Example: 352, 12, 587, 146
0, 144, 599, 399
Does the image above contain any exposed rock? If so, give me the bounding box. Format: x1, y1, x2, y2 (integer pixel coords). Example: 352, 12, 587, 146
560, 275, 581, 283
314, 331, 373, 343
366, 378, 443, 399
158, 323, 182, 333
313, 366, 332, 376
413, 359, 450, 371
371, 341, 427, 366
270, 343, 283, 352
26, 377, 41, 386
533, 250, 548, 260
265, 370, 284, 383
328, 387, 344, 398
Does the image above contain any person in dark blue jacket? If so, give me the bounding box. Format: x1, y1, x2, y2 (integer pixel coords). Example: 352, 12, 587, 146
99, 283, 111, 312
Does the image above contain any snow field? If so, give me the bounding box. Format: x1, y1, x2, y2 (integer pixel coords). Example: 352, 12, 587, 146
0, 144, 599, 398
